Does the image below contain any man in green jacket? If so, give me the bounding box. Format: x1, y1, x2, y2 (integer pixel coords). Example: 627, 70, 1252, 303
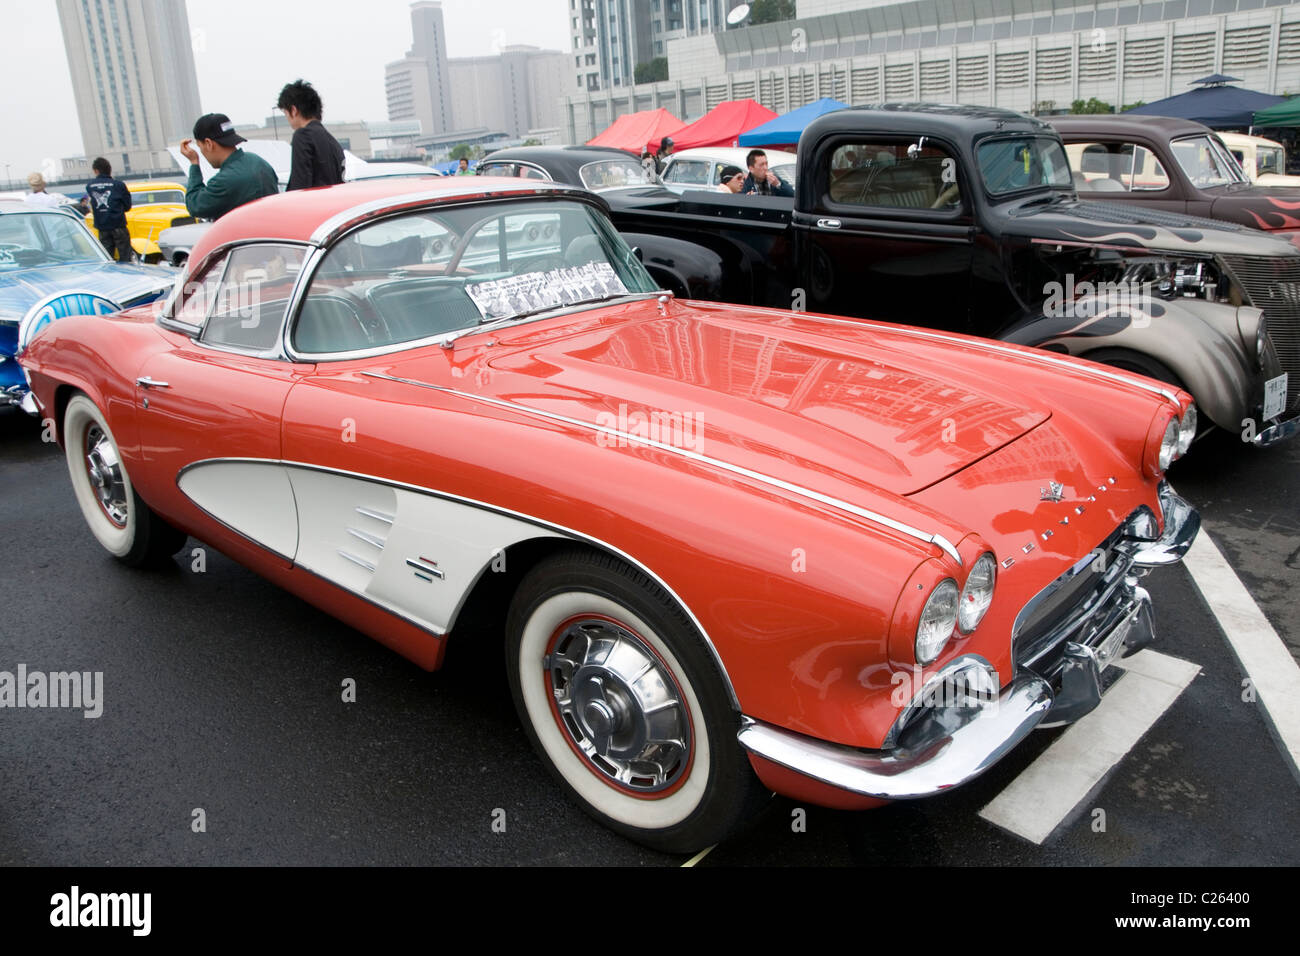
179, 113, 280, 220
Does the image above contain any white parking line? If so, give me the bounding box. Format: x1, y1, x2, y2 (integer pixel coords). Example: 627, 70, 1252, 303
979, 650, 1200, 844
1181, 531, 1300, 785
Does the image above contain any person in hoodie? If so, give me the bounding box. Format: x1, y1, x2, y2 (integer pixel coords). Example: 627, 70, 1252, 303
84, 158, 134, 261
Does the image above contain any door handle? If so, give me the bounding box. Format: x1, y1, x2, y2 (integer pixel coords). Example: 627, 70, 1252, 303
817, 218, 841, 229
135, 377, 170, 389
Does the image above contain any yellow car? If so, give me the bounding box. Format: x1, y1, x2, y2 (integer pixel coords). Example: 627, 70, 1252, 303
85, 180, 194, 262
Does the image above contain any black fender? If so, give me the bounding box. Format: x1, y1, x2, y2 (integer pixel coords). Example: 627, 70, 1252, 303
1000, 297, 1272, 430
620, 232, 748, 302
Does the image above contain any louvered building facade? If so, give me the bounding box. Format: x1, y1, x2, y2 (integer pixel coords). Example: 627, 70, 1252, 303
563, 0, 1300, 145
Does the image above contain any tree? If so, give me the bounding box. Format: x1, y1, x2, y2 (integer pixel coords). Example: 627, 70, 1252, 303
449, 143, 473, 161
748, 0, 796, 25
1069, 97, 1114, 114
1121, 101, 1147, 112
522, 138, 543, 146
634, 57, 668, 84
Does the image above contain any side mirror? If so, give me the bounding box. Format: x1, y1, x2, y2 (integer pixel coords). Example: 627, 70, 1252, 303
632, 246, 644, 262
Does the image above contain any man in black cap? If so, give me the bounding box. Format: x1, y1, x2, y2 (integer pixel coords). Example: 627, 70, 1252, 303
654, 136, 675, 178
179, 114, 280, 220
276, 79, 346, 190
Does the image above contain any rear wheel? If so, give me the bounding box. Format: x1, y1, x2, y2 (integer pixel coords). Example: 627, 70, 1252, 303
63, 394, 187, 567
505, 548, 767, 854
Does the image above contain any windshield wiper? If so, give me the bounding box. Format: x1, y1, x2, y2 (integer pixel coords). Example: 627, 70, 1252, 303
437, 290, 666, 348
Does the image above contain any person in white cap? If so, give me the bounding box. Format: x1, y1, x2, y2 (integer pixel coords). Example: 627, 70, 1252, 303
25, 172, 65, 209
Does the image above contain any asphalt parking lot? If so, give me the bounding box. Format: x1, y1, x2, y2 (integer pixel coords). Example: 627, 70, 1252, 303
1, 410, 1297, 866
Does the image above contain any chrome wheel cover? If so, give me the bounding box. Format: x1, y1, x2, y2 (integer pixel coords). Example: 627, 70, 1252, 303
84, 424, 128, 528
544, 616, 692, 794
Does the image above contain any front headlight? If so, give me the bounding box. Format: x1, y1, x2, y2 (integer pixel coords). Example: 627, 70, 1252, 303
1177, 404, 1197, 455
916, 579, 959, 664
958, 554, 997, 633
1158, 418, 1179, 471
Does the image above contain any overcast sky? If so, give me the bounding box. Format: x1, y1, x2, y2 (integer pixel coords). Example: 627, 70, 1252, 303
0, 0, 570, 182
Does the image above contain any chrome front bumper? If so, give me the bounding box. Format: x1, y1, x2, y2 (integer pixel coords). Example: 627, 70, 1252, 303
736, 486, 1198, 802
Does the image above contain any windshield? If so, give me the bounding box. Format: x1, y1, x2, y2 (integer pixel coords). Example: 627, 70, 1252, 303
978, 136, 1073, 196
293, 198, 659, 354
1171, 135, 1246, 187
580, 159, 651, 190
0, 211, 107, 270
131, 189, 186, 205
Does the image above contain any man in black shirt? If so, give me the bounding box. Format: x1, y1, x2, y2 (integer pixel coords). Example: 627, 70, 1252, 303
276, 79, 346, 191
740, 149, 794, 197
84, 157, 134, 261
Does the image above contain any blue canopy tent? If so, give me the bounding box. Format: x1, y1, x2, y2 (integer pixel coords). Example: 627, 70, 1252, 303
738, 97, 850, 148
1124, 75, 1283, 130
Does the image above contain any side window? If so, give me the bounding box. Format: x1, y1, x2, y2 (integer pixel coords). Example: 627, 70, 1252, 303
480, 163, 514, 177
199, 244, 305, 352
518, 165, 550, 181
173, 252, 229, 327
1072, 142, 1169, 193
827, 141, 962, 210
664, 160, 708, 185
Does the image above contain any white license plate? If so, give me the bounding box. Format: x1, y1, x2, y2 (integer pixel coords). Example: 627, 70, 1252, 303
1264, 373, 1288, 421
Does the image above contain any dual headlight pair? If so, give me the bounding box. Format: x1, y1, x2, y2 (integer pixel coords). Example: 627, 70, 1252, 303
915, 552, 997, 664
1150, 403, 1198, 476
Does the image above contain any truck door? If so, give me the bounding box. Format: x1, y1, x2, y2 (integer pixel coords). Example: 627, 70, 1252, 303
795, 137, 973, 332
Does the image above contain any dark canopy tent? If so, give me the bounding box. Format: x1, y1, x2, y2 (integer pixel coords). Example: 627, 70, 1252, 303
737, 98, 850, 149
1124, 75, 1284, 130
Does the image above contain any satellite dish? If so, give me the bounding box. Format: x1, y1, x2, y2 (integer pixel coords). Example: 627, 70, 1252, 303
727, 4, 751, 27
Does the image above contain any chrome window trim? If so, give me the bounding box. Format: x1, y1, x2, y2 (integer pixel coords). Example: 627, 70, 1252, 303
282, 194, 629, 363
308, 182, 586, 247
174, 456, 740, 709
162, 237, 314, 321
359, 370, 965, 566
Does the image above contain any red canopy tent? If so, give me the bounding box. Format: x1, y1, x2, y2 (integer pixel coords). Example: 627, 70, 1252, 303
587, 108, 684, 155
669, 99, 779, 150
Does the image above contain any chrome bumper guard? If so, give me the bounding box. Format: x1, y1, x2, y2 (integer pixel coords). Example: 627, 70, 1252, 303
1253, 413, 1300, 448
735, 485, 1198, 802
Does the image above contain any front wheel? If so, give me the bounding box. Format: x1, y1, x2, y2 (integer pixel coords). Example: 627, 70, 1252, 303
506, 549, 767, 854
63, 394, 187, 567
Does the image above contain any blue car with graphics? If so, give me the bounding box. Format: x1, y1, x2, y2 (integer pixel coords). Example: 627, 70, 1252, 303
1, 203, 174, 410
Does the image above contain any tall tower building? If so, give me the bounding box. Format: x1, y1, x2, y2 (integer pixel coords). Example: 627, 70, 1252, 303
566, 0, 730, 93
385, 1, 454, 137
56, 0, 203, 174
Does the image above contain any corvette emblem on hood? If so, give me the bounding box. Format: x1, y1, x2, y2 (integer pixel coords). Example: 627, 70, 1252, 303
1040, 481, 1065, 503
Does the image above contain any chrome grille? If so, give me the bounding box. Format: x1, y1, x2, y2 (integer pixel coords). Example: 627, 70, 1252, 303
1221, 253, 1300, 411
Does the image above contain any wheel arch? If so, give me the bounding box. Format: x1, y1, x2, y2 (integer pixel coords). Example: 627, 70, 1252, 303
446, 534, 742, 711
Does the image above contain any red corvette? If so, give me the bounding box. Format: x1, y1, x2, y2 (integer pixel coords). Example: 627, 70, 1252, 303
20, 177, 1200, 852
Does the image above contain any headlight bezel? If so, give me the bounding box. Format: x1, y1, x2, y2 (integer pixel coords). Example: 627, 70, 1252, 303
957, 553, 997, 634
915, 578, 960, 665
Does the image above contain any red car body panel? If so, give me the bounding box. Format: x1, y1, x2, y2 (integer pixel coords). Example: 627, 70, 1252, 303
20, 178, 1194, 808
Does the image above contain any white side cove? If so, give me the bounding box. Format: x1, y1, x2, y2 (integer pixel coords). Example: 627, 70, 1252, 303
177, 461, 563, 635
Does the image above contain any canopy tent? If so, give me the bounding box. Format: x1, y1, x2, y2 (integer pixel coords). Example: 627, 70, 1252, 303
1252, 97, 1300, 128
587, 108, 684, 155
1124, 75, 1283, 130
738, 97, 850, 148
670, 99, 778, 151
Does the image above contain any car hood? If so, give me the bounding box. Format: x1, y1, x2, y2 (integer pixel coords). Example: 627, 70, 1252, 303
477, 300, 1052, 497
1205, 188, 1300, 232
1001, 195, 1300, 257
0, 261, 174, 320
